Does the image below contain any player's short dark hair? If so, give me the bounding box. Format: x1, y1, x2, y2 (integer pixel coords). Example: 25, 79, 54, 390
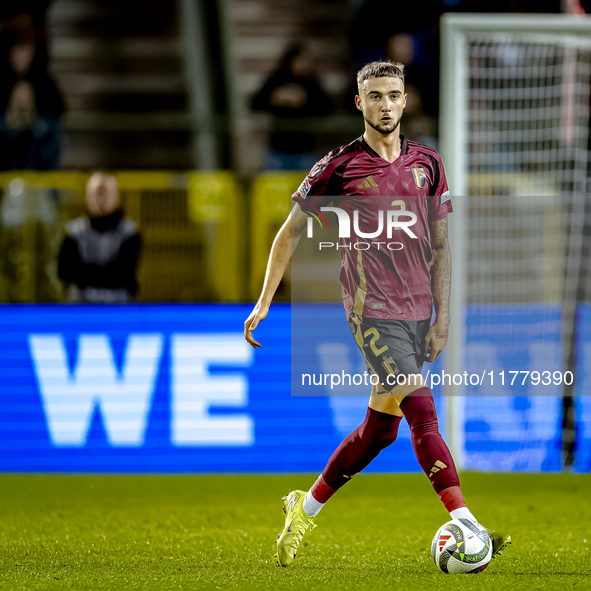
357, 60, 405, 91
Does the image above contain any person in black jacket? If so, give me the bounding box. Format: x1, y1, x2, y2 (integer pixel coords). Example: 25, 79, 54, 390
252, 43, 333, 170
58, 172, 141, 303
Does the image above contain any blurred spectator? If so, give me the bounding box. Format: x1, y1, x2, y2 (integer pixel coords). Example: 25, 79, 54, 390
0, 12, 63, 169
252, 43, 333, 170
0, 2, 53, 30
58, 173, 141, 303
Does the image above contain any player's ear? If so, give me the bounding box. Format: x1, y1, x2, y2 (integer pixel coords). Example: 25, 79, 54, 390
403, 93, 407, 109
355, 94, 363, 112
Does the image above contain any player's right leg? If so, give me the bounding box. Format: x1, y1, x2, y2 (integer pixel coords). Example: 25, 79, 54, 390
275, 316, 414, 566
275, 490, 317, 567
275, 402, 401, 567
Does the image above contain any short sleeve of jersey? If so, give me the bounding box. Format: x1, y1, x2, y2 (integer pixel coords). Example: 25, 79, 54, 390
291, 152, 342, 213
428, 151, 453, 222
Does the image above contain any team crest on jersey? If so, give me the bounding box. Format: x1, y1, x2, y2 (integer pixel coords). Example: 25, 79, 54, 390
411, 167, 427, 189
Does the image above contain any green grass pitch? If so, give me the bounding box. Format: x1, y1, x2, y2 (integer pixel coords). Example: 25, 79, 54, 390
0, 473, 589, 590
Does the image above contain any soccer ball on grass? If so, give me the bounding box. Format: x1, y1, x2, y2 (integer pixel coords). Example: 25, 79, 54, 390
431, 518, 492, 574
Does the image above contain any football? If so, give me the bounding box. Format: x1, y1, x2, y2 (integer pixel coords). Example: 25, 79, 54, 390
431, 518, 492, 574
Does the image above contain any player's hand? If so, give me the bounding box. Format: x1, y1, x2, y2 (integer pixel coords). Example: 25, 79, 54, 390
244, 301, 270, 348
424, 322, 448, 363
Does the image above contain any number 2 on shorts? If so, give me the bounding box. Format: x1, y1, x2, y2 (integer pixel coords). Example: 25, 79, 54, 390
363, 327, 388, 356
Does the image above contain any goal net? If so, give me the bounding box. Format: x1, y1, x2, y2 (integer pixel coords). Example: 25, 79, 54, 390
441, 14, 591, 472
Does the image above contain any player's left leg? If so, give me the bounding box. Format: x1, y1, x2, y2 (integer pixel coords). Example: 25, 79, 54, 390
399, 387, 466, 513
399, 387, 511, 556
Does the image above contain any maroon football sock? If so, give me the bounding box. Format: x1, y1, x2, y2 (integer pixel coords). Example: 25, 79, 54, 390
438, 485, 466, 512
399, 388, 460, 495
315, 407, 402, 499
309, 475, 337, 504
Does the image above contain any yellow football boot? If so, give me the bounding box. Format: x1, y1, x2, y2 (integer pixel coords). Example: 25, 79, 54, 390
485, 527, 512, 558
274, 490, 317, 567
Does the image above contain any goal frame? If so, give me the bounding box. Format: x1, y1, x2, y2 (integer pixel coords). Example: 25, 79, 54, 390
440, 13, 591, 468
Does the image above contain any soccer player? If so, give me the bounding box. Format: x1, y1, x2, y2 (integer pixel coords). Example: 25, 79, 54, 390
244, 60, 511, 567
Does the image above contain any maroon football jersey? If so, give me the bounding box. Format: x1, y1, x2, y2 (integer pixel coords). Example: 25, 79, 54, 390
292, 135, 452, 321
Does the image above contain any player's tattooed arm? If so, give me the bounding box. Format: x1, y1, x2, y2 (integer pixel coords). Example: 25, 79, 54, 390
424, 216, 452, 362
430, 216, 451, 325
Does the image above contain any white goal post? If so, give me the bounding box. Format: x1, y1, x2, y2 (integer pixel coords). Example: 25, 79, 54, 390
440, 14, 591, 469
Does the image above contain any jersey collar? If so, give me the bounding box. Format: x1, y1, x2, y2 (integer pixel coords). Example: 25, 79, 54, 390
359, 134, 408, 162
400, 134, 408, 155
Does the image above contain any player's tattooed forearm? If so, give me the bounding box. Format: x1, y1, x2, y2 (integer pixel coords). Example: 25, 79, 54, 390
430, 218, 451, 323
439, 238, 451, 317
430, 217, 448, 250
